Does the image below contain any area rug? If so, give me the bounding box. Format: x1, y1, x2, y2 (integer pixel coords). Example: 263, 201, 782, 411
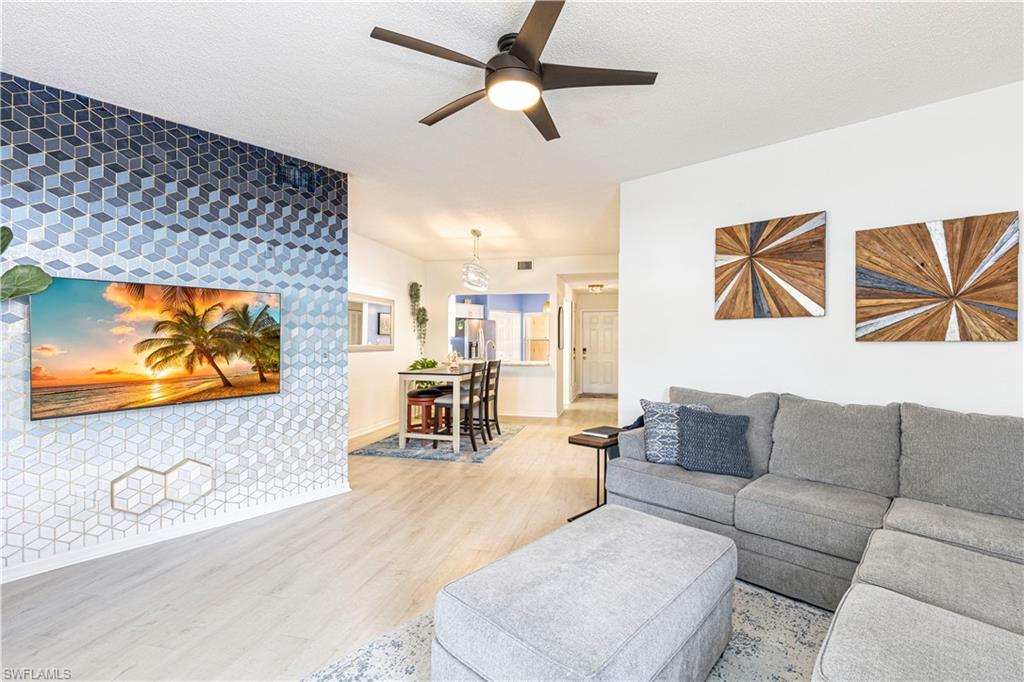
305, 581, 832, 681
350, 424, 524, 464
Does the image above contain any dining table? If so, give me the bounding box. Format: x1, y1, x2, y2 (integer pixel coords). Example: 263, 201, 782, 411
397, 364, 479, 454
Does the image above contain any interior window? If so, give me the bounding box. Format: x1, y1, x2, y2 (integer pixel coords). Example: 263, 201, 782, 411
349, 294, 394, 352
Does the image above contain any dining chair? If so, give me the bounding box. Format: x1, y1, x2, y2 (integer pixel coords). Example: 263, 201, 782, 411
481, 360, 502, 441
432, 362, 486, 452
483, 359, 501, 439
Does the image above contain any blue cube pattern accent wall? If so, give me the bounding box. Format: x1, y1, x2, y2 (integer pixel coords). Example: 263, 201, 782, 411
0, 73, 349, 570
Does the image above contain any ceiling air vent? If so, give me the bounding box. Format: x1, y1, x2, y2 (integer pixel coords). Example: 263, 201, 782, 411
276, 161, 320, 193
516, 260, 533, 271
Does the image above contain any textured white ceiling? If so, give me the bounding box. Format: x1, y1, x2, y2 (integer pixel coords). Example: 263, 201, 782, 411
4, 2, 1022, 260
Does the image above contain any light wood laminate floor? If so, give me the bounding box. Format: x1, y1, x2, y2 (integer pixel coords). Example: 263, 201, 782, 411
2, 398, 617, 681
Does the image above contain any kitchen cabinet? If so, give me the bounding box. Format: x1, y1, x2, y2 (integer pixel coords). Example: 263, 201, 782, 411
455, 303, 485, 319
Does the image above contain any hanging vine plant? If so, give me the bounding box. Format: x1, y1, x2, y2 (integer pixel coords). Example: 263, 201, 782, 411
409, 282, 428, 354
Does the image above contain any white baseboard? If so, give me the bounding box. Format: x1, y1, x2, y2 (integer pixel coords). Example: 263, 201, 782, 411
2, 482, 351, 584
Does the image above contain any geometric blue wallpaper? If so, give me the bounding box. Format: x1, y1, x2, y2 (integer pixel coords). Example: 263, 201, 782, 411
0, 72, 348, 570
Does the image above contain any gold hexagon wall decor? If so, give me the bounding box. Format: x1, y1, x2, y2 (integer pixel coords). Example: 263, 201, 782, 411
110, 466, 166, 515
164, 459, 215, 504
110, 459, 215, 514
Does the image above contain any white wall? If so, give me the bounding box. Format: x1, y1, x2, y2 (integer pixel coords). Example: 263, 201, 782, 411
575, 292, 619, 311
347, 232, 426, 437
620, 83, 1023, 422
422, 255, 618, 418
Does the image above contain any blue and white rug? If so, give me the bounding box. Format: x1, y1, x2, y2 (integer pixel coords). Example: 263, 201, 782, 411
306, 581, 832, 681
351, 424, 524, 464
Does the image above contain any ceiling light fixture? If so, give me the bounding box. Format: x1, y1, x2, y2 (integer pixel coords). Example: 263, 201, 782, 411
462, 229, 489, 292
588, 284, 605, 294
485, 66, 541, 111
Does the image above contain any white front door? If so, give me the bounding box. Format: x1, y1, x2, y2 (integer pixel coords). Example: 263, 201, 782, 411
581, 310, 618, 394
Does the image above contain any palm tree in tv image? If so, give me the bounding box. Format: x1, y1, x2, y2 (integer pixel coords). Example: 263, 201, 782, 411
122, 282, 223, 309
133, 301, 236, 387
212, 303, 281, 383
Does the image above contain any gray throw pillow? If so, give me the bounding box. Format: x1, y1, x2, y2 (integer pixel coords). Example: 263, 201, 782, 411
641, 399, 710, 464
679, 407, 753, 478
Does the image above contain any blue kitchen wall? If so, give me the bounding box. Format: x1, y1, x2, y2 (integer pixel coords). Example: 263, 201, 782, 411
520, 293, 549, 313
483, 293, 517, 313
0, 73, 348, 570
484, 293, 549, 313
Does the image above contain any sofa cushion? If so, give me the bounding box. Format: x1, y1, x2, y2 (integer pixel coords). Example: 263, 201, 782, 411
769, 394, 900, 497
812, 584, 1024, 682
606, 457, 750, 525
735, 474, 890, 561
900, 402, 1024, 519
679, 407, 753, 478
883, 497, 1024, 564
855, 529, 1024, 634
617, 426, 646, 461
434, 505, 736, 681
669, 387, 779, 477
608, 493, 740, 541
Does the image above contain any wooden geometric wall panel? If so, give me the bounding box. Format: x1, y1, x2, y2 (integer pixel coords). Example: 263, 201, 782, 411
856, 211, 1019, 342
715, 211, 826, 319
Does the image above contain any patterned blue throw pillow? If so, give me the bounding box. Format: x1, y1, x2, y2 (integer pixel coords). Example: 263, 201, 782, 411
641, 399, 710, 464
679, 407, 753, 478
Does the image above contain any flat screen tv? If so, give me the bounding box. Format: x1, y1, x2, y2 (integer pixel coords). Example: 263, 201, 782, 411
29, 278, 281, 420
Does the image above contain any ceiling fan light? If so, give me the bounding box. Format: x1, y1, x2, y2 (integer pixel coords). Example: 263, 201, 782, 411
485, 67, 542, 111
487, 79, 541, 111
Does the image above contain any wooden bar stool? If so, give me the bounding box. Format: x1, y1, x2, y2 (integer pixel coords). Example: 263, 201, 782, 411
407, 389, 442, 436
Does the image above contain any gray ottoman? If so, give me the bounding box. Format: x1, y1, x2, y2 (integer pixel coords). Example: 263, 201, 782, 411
431, 504, 736, 680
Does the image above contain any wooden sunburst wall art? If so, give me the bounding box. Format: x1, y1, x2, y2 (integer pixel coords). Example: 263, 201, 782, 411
715, 211, 826, 319
855, 211, 1019, 342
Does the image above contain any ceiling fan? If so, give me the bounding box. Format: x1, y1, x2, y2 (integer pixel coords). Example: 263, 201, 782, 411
370, 0, 657, 141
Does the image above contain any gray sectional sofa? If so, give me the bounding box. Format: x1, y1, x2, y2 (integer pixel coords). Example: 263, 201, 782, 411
607, 387, 1024, 679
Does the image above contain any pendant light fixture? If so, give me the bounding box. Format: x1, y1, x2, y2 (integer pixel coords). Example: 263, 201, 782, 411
462, 229, 489, 292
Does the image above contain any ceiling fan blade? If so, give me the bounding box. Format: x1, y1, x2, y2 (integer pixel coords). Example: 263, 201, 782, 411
419, 90, 487, 126
541, 63, 658, 91
371, 27, 486, 69
509, 1, 565, 67
523, 98, 560, 141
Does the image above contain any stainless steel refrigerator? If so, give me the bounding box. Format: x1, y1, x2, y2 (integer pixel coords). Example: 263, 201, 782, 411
453, 318, 497, 360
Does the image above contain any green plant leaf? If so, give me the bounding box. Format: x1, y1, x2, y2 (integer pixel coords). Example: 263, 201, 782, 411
0, 264, 53, 300
0, 226, 12, 256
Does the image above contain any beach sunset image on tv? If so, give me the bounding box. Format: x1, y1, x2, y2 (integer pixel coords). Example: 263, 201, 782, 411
30, 278, 281, 419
